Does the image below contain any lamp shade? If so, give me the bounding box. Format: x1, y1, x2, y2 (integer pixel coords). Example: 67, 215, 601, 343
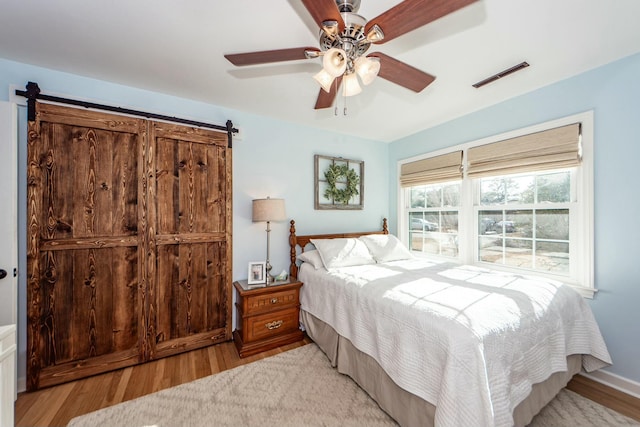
252, 198, 286, 222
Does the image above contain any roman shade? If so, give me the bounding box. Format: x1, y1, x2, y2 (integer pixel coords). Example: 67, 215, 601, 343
400, 151, 462, 187
467, 123, 581, 178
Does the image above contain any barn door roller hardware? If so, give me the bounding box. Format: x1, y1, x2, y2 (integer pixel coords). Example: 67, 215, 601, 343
15, 81, 238, 147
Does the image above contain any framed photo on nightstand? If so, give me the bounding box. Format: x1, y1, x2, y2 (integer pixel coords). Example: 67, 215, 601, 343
247, 261, 266, 284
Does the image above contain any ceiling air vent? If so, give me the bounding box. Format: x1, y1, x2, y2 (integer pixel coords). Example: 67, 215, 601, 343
472, 61, 530, 88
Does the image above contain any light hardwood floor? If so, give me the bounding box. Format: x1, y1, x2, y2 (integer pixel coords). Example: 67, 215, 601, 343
15, 337, 312, 427
566, 374, 640, 422
15, 337, 640, 426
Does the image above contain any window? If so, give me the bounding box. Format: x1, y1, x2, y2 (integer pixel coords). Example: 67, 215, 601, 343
399, 112, 594, 296
476, 169, 572, 275
408, 182, 460, 258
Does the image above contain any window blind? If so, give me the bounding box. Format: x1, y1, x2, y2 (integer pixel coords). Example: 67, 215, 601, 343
400, 151, 462, 187
467, 123, 581, 178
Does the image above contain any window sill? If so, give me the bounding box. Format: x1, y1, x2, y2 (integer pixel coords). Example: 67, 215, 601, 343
568, 284, 596, 299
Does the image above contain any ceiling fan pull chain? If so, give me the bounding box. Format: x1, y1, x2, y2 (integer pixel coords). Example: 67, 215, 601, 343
343, 92, 348, 116
333, 78, 339, 116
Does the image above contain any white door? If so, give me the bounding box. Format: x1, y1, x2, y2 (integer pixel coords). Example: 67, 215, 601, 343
0, 101, 17, 327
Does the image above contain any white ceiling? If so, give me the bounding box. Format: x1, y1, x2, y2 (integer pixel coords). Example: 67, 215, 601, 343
1, 0, 639, 142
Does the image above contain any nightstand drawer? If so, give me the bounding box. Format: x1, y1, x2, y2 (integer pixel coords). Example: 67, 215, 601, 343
245, 288, 298, 315
245, 308, 299, 342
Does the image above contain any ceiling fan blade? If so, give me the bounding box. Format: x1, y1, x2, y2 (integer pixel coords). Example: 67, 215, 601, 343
225, 47, 320, 66
301, 0, 345, 33
314, 76, 343, 109
368, 52, 435, 92
365, 0, 478, 44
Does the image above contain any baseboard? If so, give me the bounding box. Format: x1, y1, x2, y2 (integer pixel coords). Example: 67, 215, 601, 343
580, 369, 640, 399
17, 375, 26, 393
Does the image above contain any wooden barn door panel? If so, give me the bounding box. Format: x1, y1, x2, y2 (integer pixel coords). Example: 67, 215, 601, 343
36, 123, 140, 240
27, 103, 146, 390
150, 123, 232, 360
35, 247, 140, 389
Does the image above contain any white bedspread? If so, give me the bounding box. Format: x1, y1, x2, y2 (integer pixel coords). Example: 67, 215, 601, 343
298, 258, 611, 427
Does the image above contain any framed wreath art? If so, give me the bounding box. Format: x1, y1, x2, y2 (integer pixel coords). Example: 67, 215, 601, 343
314, 155, 364, 210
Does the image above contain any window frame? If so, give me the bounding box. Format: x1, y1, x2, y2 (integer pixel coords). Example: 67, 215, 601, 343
398, 111, 595, 297
406, 182, 462, 258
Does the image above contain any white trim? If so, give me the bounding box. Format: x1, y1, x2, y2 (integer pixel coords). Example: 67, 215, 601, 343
0, 325, 16, 425
568, 284, 596, 299
17, 376, 25, 394
8, 84, 27, 106
580, 370, 640, 400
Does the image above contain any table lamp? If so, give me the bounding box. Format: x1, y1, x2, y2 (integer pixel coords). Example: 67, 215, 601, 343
252, 197, 286, 284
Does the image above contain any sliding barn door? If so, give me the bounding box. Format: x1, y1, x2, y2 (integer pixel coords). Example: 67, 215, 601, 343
149, 122, 232, 360
27, 103, 232, 390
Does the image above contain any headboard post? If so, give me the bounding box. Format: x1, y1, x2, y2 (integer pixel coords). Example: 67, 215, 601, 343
289, 220, 298, 279
383, 218, 388, 234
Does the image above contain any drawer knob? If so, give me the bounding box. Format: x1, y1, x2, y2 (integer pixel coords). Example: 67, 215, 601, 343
270, 297, 278, 304
265, 320, 283, 330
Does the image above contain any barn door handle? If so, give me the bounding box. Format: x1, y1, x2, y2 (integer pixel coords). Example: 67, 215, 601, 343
0, 269, 6, 280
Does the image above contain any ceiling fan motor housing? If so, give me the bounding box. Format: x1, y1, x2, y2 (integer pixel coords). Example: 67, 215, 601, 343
319, 11, 371, 66
336, 0, 360, 13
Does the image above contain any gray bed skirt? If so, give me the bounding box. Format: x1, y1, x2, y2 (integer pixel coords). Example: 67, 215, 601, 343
301, 310, 582, 427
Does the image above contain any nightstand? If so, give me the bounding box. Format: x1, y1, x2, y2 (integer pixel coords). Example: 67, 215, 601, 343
233, 279, 304, 358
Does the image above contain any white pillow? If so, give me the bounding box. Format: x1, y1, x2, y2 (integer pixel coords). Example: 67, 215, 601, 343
359, 234, 413, 263
298, 250, 324, 270
310, 238, 376, 270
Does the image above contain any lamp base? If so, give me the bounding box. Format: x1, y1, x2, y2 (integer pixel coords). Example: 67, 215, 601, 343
265, 262, 274, 285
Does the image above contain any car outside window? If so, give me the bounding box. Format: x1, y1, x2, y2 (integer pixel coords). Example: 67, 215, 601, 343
476, 170, 571, 275
407, 182, 460, 258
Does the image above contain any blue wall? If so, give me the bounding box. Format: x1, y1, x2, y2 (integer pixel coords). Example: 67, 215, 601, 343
2, 51, 639, 388
388, 52, 640, 383
0, 58, 389, 386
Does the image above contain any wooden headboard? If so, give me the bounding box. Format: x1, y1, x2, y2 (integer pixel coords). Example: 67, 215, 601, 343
289, 218, 388, 279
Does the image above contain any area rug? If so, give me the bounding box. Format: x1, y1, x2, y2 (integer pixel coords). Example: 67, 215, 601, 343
67, 343, 639, 427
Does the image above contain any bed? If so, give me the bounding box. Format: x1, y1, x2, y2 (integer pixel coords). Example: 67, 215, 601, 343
288, 219, 612, 427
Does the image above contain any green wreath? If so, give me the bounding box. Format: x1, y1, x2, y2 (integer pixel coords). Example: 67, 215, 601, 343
323, 163, 360, 204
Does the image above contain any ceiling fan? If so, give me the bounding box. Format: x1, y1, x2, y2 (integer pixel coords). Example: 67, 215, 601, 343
224, 0, 478, 109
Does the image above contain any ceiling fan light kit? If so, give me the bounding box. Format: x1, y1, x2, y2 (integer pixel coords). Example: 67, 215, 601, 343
312, 7, 380, 97
224, 0, 478, 109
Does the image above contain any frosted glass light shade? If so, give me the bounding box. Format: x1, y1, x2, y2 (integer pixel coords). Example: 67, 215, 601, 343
342, 73, 362, 97
355, 56, 380, 86
322, 48, 347, 77
252, 198, 286, 222
314, 69, 335, 93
